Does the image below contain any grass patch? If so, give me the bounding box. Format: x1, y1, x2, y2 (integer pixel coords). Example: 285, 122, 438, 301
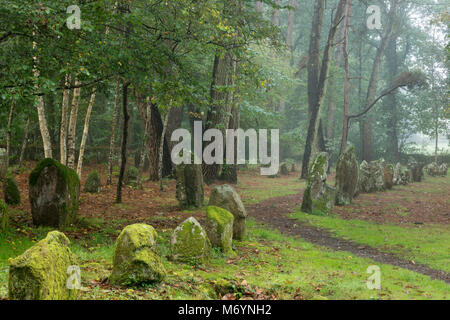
290, 211, 450, 272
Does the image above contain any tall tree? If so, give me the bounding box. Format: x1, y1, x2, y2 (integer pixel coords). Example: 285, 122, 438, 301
300, 0, 347, 179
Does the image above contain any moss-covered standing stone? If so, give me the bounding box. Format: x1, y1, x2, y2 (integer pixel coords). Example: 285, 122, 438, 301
0, 200, 8, 232
8, 231, 79, 300
110, 223, 166, 286
3, 175, 20, 205
124, 166, 139, 188
393, 163, 402, 185
171, 217, 211, 264
280, 163, 290, 175
301, 153, 335, 214
84, 170, 101, 193
205, 206, 234, 254
335, 145, 359, 205
208, 184, 247, 240
384, 164, 394, 190
29, 158, 80, 228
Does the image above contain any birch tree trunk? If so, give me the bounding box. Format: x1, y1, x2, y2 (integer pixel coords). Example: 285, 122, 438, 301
107, 79, 121, 185
60, 74, 71, 165
67, 78, 81, 169
32, 38, 52, 159
6, 101, 14, 169
159, 107, 171, 191
137, 97, 151, 187
76, 87, 97, 177
19, 116, 30, 168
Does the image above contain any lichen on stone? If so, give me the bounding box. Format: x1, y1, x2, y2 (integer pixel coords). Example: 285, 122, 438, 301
84, 170, 101, 193
205, 206, 234, 255
110, 223, 166, 286
8, 231, 79, 300
171, 217, 211, 265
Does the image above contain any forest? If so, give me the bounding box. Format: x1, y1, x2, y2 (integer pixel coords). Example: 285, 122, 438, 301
0, 0, 449, 302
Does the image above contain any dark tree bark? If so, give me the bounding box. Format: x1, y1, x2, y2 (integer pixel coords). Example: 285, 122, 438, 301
385, 36, 400, 162
148, 103, 172, 181
360, 0, 398, 162
116, 81, 130, 204
300, 0, 347, 179
203, 52, 233, 184
19, 116, 30, 167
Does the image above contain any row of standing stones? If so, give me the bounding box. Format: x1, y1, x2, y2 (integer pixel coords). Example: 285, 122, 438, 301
301, 145, 448, 215
4, 157, 248, 299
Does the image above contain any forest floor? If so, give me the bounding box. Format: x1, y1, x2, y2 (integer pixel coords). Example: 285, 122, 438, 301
0, 162, 449, 300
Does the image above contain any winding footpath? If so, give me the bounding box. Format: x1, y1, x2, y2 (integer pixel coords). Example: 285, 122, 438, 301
247, 192, 450, 284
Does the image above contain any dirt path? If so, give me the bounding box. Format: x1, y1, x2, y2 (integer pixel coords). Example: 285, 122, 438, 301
247, 192, 450, 284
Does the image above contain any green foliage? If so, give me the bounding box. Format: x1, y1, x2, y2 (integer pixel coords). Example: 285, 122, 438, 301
3, 175, 20, 205
84, 170, 101, 193
0, 200, 8, 232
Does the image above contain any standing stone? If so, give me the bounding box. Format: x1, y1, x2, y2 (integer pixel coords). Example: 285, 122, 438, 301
407, 159, 424, 182
0, 200, 8, 232
393, 163, 402, 185
110, 224, 166, 286
171, 217, 211, 264
301, 153, 335, 214
280, 163, 290, 175
358, 161, 373, 193
3, 175, 20, 205
208, 184, 247, 240
124, 166, 139, 188
175, 163, 204, 208
84, 170, 101, 193
8, 231, 79, 300
204, 206, 234, 254
29, 158, 80, 228
425, 162, 439, 177
335, 145, 359, 205
0, 148, 7, 181
439, 163, 448, 176
384, 164, 394, 190
371, 159, 386, 192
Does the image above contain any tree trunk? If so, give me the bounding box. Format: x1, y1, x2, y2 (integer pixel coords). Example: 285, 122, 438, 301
286, 0, 297, 48
19, 116, 30, 167
360, 0, 398, 162
6, 101, 14, 169
137, 97, 151, 187
159, 108, 171, 191
385, 36, 400, 162
271, 0, 281, 26
32, 38, 52, 159
76, 87, 96, 177
165, 106, 184, 153
203, 52, 233, 183
67, 78, 81, 169
60, 74, 71, 165
301, 0, 346, 179
147, 103, 172, 181
339, 0, 352, 155
107, 79, 121, 185
116, 82, 129, 204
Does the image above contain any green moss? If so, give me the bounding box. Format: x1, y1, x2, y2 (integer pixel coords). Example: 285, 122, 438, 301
3, 175, 20, 205
30, 158, 79, 188
8, 231, 79, 300
29, 158, 80, 228
0, 200, 8, 232
171, 217, 211, 265
205, 206, 234, 254
110, 224, 166, 286
84, 170, 101, 193
124, 166, 139, 188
